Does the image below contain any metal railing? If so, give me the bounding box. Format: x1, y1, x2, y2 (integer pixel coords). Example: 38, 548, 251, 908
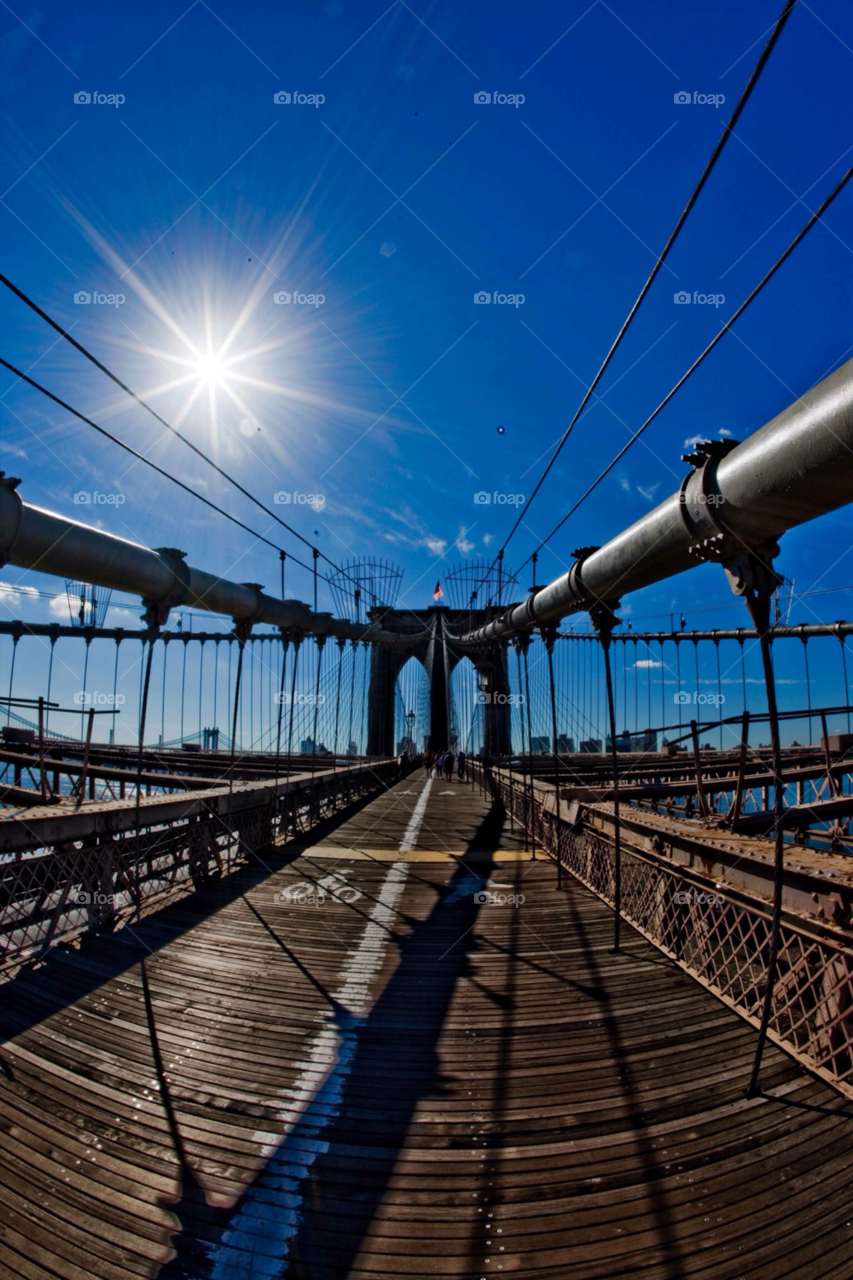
0, 758, 397, 975
478, 761, 853, 1100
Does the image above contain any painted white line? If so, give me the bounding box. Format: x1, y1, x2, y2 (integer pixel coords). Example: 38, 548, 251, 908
209, 860, 409, 1278
399, 776, 433, 852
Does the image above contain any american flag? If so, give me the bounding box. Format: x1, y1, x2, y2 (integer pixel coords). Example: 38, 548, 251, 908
433, 581, 444, 601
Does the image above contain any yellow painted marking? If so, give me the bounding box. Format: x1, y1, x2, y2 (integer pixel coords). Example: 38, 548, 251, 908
300, 847, 534, 862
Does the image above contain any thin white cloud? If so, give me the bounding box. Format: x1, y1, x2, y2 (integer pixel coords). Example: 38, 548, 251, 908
50, 593, 73, 618
456, 527, 474, 554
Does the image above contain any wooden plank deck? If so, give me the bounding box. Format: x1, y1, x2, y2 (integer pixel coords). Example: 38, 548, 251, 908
0, 774, 850, 1279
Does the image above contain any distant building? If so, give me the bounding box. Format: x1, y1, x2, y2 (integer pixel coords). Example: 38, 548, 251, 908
347, 740, 359, 756
580, 739, 602, 753
604, 731, 656, 754
396, 735, 415, 756
530, 736, 550, 753
556, 734, 575, 753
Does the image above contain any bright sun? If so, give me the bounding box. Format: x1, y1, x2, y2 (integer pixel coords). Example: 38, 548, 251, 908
193, 351, 227, 387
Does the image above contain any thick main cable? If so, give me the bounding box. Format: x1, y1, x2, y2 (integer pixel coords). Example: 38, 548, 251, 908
0, 270, 362, 592
472, 0, 799, 602
0, 354, 348, 591
515, 160, 853, 576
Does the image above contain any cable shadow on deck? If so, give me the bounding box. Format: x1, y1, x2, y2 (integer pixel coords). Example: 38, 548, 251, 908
560, 884, 689, 1280
161, 801, 511, 1280
0, 782, 395, 1059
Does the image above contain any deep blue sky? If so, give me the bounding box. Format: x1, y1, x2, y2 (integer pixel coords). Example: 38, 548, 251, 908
1, 0, 852, 638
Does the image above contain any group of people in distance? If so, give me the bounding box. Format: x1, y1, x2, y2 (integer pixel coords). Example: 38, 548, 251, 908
423, 748, 466, 782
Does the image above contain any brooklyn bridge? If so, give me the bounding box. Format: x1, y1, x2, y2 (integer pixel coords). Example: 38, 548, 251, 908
3, 0, 853, 1277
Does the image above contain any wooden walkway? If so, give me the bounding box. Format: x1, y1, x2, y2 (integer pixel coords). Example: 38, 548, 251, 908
0, 773, 851, 1279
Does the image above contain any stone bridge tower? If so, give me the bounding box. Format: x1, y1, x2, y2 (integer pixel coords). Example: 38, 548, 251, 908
365, 606, 513, 757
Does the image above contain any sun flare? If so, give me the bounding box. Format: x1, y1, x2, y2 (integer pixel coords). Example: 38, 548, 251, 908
192, 351, 228, 387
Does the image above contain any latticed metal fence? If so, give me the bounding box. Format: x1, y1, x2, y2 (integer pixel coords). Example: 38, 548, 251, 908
0, 759, 396, 976
480, 763, 853, 1099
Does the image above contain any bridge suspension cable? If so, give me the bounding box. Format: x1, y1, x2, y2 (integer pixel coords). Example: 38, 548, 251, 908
472, 0, 799, 604
0, 354, 347, 594
0, 271, 364, 596
461, 349, 853, 644
510, 160, 853, 583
